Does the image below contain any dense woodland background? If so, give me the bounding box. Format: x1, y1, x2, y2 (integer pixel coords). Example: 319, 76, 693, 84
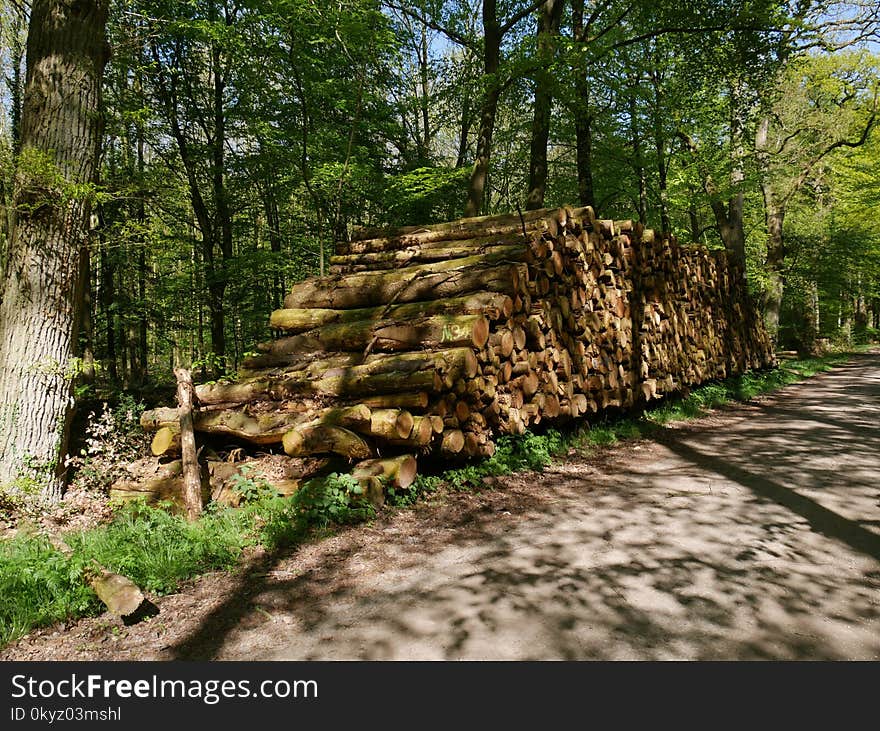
1, 0, 878, 391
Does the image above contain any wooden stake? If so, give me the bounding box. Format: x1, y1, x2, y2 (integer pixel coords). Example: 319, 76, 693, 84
174, 367, 202, 522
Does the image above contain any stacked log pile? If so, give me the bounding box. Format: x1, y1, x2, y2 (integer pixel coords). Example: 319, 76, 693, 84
136, 205, 774, 495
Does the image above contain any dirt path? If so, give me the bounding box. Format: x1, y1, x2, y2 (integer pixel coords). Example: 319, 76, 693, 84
5, 352, 880, 660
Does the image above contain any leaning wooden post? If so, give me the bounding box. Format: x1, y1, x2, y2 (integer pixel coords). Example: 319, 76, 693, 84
174, 367, 202, 521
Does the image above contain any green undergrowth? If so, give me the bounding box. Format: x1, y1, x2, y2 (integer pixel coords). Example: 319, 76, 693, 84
0, 472, 373, 647
0, 348, 863, 648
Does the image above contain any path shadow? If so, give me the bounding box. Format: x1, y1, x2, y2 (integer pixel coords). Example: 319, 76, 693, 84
660, 436, 880, 562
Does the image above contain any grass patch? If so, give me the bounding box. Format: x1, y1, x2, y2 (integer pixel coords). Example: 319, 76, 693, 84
0, 472, 373, 648
0, 347, 863, 648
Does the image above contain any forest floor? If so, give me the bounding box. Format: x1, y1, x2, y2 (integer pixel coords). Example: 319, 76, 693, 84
3, 351, 879, 660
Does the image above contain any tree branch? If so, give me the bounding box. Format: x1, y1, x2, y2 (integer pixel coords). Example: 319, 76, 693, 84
499, 0, 546, 35
781, 102, 879, 205
385, 2, 478, 52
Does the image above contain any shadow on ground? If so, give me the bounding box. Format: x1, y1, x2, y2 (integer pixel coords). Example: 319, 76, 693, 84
156, 353, 880, 660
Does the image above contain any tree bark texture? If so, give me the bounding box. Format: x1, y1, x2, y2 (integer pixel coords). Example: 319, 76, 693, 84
571, 0, 595, 209
0, 0, 110, 500
464, 0, 501, 217
525, 0, 564, 211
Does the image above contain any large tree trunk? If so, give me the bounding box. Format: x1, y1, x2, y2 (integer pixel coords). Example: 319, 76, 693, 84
762, 202, 785, 343
0, 0, 110, 500
525, 0, 564, 211
463, 1, 501, 218
756, 115, 785, 343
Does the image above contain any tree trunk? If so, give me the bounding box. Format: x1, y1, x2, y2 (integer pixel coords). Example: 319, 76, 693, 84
464, 1, 501, 217
8, 6, 25, 154
0, 0, 110, 500
417, 21, 432, 164
210, 18, 232, 374
98, 227, 118, 382
723, 80, 748, 268
571, 1, 595, 209
456, 84, 472, 169
262, 172, 283, 309
650, 69, 670, 232
756, 115, 784, 343
762, 203, 785, 343
525, 0, 564, 210
136, 95, 148, 382
628, 81, 647, 224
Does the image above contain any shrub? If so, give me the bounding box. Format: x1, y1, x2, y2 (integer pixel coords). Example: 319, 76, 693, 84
67, 395, 149, 492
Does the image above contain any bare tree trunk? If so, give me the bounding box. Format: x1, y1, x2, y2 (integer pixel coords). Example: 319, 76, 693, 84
571, 2, 595, 209
1, 6, 27, 254
573, 82, 595, 209
650, 68, 670, 232
136, 72, 148, 382
262, 179, 283, 309
8, 6, 25, 154
756, 115, 785, 343
210, 23, 232, 374
723, 80, 748, 267
762, 203, 785, 342
678, 82, 748, 272
0, 0, 110, 500
418, 21, 432, 164
456, 84, 472, 169
464, 1, 501, 218
525, 0, 564, 211
628, 81, 647, 224
98, 226, 118, 382
79, 244, 96, 384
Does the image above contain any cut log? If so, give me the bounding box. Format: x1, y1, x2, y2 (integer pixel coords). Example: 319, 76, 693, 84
261, 313, 490, 356
367, 409, 415, 440
269, 292, 514, 334
330, 242, 526, 272
49, 538, 153, 622
359, 392, 430, 410
150, 425, 180, 457
110, 459, 211, 508
386, 415, 433, 447
351, 455, 418, 490
341, 206, 594, 253
282, 425, 374, 459
90, 569, 148, 618
196, 348, 479, 404
140, 403, 371, 447
440, 429, 465, 455
283, 259, 527, 310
